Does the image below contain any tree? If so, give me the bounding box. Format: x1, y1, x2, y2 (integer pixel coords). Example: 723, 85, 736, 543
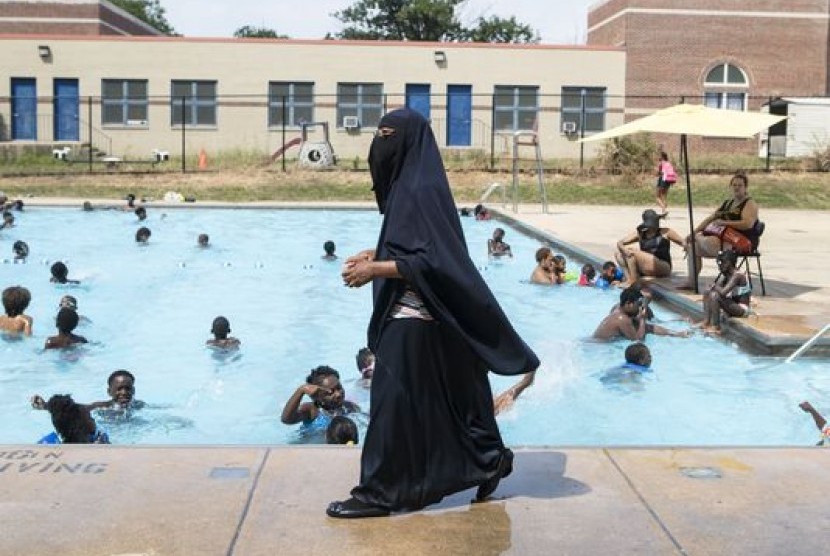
332, 0, 538, 43
110, 0, 176, 35
462, 16, 540, 44
334, 0, 464, 41
234, 25, 289, 39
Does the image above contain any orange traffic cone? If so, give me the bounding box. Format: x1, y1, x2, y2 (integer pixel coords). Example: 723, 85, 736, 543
198, 148, 208, 170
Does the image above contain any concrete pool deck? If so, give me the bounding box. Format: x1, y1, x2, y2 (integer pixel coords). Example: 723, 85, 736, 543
1, 445, 828, 555
4, 199, 829, 554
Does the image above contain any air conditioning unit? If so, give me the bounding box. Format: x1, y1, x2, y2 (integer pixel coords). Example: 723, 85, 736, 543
342, 116, 360, 129
126, 119, 148, 126
52, 147, 71, 160
561, 121, 578, 134
152, 148, 169, 162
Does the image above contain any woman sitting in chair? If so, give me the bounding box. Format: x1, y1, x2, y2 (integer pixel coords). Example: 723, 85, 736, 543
683, 171, 761, 289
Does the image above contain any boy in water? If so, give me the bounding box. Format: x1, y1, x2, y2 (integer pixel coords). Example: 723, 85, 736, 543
198, 233, 210, 247
135, 206, 147, 221
206, 316, 241, 349
44, 307, 87, 349
488, 228, 513, 258
595, 261, 624, 289
135, 227, 151, 243
281, 366, 361, 439
32, 369, 145, 414
530, 247, 556, 285
35, 394, 110, 444
1, 211, 14, 229
13, 240, 29, 262
0, 285, 33, 336
50, 261, 80, 284
593, 287, 687, 340
327, 416, 359, 445
322, 240, 338, 261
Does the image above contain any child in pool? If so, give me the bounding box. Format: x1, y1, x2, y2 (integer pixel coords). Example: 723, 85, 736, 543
35, 394, 110, 444
595, 261, 624, 289
280, 366, 361, 438
197, 233, 210, 247
13, 240, 29, 262
327, 415, 359, 445
135, 227, 151, 243
50, 261, 80, 284
44, 307, 87, 349
487, 228, 512, 258
32, 369, 146, 414
206, 316, 240, 349
0, 285, 33, 336
578, 263, 597, 286
322, 240, 338, 261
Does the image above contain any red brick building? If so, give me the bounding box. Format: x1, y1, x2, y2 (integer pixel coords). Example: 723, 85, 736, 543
588, 0, 830, 114
0, 0, 163, 36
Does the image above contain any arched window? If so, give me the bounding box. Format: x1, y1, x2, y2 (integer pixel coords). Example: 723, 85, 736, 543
704, 63, 748, 111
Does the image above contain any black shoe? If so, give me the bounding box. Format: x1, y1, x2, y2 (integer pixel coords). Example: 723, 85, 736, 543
326, 497, 390, 519
476, 448, 514, 501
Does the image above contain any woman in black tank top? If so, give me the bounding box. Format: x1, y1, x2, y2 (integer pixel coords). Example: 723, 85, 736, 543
615, 209, 686, 285
682, 172, 760, 289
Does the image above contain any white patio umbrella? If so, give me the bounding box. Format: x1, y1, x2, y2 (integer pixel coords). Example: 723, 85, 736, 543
581, 103, 786, 292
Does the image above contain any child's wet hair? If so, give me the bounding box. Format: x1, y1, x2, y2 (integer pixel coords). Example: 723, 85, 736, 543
13, 240, 29, 258
625, 342, 651, 366
602, 261, 617, 272
355, 348, 374, 372
51, 261, 69, 280
45, 394, 92, 443
211, 316, 231, 338
535, 246, 552, 263
326, 415, 359, 445
108, 369, 135, 386
2, 286, 31, 317
56, 307, 80, 334
323, 240, 336, 255
581, 263, 596, 280
619, 286, 643, 306
306, 365, 340, 385
136, 227, 151, 242
716, 250, 738, 266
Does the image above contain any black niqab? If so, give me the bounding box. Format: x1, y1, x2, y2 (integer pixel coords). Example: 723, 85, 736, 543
367, 109, 538, 376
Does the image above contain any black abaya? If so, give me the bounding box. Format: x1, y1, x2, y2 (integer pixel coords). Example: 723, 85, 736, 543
348, 108, 539, 512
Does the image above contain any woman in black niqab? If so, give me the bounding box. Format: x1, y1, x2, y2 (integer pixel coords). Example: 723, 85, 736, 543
329, 108, 539, 518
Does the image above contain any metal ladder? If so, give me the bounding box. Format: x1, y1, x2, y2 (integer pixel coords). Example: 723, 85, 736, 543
786, 323, 830, 363
511, 127, 548, 213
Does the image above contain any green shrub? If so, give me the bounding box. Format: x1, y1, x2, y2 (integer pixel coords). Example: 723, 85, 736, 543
596, 133, 658, 184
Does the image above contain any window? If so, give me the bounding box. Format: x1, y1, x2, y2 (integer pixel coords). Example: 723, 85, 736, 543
170, 80, 217, 126
493, 86, 539, 131
269, 82, 314, 127
561, 87, 606, 133
704, 63, 747, 111
336, 83, 383, 128
102, 79, 148, 126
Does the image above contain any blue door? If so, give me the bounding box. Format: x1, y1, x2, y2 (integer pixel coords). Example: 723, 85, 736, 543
11, 78, 37, 141
405, 84, 431, 121
446, 84, 472, 146
54, 79, 79, 141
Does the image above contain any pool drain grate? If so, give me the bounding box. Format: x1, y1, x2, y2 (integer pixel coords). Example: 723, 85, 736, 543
680, 466, 722, 479
209, 467, 250, 479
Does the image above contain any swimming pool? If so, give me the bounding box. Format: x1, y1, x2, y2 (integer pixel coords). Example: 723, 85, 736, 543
1, 207, 827, 446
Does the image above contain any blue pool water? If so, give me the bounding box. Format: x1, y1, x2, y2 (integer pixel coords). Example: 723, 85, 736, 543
1, 207, 828, 446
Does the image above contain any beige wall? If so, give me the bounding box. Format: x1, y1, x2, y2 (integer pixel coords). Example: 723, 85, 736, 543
0, 36, 625, 160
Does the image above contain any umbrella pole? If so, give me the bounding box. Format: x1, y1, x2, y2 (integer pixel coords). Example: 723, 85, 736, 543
681, 133, 698, 294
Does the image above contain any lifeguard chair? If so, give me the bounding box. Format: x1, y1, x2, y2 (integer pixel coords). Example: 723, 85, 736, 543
511, 118, 548, 213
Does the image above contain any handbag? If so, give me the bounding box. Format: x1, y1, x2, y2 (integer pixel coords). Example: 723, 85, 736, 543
702, 223, 725, 237
722, 227, 752, 254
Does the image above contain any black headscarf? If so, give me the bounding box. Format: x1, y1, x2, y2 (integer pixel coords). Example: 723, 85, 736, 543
367, 109, 539, 376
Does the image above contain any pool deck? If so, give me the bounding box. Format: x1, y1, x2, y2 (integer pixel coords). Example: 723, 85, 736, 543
5, 199, 828, 555
494, 203, 830, 356
1, 445, 828, 555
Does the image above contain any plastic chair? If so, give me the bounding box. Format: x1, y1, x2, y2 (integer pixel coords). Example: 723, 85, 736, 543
737, 221, 766, 296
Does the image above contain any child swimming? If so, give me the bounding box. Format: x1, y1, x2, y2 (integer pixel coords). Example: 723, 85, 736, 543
50, 261, 80, 284
326, 415, 359, 445
44, 307, 87, 349
0, 285, 33, 336
35, 394, 110, 444
280, 366, 361, 440
206, 316, 241, 349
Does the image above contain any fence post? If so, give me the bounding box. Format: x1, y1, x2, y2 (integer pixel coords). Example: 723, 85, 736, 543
281, 95, 287, 173
579, 89, 585, 171
181, 96, 186, 173
490, 93, 495, 170
87, 96, 93, 174
766, 97, 772, 174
